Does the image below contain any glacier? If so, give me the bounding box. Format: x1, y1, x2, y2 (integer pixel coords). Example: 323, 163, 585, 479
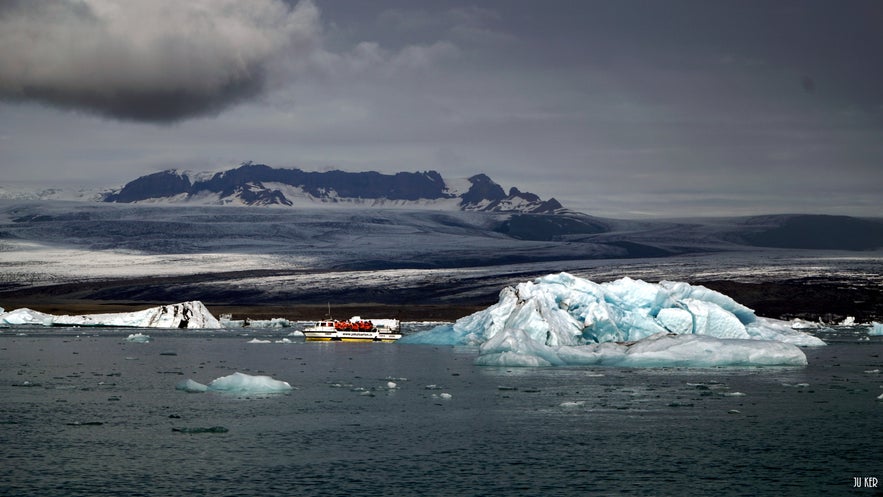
0, 301, 221, 329
401, 273, 825, 367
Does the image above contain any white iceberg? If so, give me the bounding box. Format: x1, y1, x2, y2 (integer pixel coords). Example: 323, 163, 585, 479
402, 273, 825, 367
206, 372, 292, 393
869, 322, 883, 336
125, 333, 151, 343
0, 301, 221, 329
177, 372, 292, 394
0, 308, 55, 326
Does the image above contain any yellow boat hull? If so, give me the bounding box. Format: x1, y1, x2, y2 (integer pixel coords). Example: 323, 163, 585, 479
305, 336, 399, 342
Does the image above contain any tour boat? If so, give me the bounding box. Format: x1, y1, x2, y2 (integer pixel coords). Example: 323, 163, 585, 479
302, 316, 402, 342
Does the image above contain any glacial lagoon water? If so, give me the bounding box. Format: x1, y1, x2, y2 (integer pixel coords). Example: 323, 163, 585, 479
1, 326, 881, 497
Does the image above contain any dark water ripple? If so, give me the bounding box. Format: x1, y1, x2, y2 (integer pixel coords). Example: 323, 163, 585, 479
1, 330, 881, 496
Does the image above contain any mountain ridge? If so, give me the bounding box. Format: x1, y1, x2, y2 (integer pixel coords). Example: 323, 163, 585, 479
102, 163, 563, 214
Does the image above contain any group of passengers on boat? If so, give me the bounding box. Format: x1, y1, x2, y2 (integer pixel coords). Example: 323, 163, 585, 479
332, 320, 374, 331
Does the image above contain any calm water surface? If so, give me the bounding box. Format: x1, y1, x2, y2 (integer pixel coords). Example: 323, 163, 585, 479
1, 327, 881, 496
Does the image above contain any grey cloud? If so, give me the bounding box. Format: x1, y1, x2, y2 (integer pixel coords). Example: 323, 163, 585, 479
2, 0, 881, 219
0, 0, 320, 123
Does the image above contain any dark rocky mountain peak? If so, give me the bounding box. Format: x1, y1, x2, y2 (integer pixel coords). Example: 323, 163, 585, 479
105, 170, 191, 203
459, 174, 507, 207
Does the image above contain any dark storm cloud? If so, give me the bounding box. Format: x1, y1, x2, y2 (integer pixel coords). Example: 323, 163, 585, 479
1, 0, 881, 218
0, 0, 320, 123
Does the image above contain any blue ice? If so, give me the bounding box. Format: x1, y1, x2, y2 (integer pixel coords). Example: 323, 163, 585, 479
401, 273, 825, 367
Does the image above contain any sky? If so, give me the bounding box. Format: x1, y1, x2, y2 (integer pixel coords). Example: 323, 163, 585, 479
1, 0, 881, 218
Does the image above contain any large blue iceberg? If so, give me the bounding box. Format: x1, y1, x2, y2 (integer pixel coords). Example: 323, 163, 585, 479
401, 273, 825, 367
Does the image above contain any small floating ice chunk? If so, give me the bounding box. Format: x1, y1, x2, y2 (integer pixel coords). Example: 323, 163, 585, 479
175, 379, 208, 393
172, 426, 229, 434
125, 333, 151, 343
386, 381, 397, 389
207, 372, 292, 393
247, 338, 271, 344
868, 322, 883, 336
746, 317, 826, 346
790, 318, 821, 330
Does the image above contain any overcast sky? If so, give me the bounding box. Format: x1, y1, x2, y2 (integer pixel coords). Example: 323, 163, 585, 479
1, 0, 881, 218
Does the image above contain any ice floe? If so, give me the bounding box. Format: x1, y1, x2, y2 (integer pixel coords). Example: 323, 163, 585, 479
869, 322, 883, 336
0, 301, 221, 329
177, 372, 292, 394
402, 273, 825, 367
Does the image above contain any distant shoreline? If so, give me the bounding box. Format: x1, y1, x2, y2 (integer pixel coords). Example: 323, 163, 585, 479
1, 301, 491, 323
3, 278, 881, 323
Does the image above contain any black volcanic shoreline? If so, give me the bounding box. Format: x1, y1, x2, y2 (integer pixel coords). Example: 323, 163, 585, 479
2, 273, 880, 323
699, 279, 881, 323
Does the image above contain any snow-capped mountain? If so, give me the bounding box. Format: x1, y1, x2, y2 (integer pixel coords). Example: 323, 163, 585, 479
101, 163, 563, 213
